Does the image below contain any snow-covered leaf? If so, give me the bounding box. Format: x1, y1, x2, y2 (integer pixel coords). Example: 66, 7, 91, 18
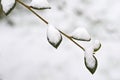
1, 0, 16, 15
47, 24, 62, 48
93, 40, 101, 52
29, 0, 51, 10
71, 27, 91, 41
84, 55, 97, 74
84, 47, 97, 74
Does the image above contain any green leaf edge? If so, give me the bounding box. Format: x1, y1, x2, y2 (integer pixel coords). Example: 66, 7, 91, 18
30, 6, 51, 10
71, 37, 91, 41
47, 34, 62, 49
94, 43, 101, 52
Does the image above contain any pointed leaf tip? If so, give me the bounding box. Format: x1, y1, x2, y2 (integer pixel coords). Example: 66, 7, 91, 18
47, 36, 62, 49
47, 24, 62, 48
1, 0, 16, 15
29, 0, 51, 10
84, 55, 98, 74
71, 27, 91, 41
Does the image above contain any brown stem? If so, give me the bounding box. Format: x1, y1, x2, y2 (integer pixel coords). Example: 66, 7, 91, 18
16, 0, 48, 24
16, 0, 85, 51
58, 30, 85, 51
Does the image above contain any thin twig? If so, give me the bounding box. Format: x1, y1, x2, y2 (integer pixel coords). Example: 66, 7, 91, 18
16, 0, 48, 24
16, 0, 85, 51
58, 30, 85, 51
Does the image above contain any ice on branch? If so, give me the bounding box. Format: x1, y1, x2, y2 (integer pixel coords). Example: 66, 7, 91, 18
47, 24, 62, 48
70, 27, 91, 41
84, 47, 97, 74
93, 40, 101, 52
29, 0, 51, 10
1, 0, 16, 15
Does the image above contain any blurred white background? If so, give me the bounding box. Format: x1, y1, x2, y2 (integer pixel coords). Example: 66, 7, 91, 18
0, 0, 120, 80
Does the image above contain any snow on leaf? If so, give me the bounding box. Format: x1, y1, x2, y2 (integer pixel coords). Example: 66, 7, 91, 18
84, 47, 97, 74
71, 27, 91, 41
84, 55, 97, 74
29, 0, 51, 10
1, 0, 16, 15
93, 40, 101, 52
47, 24, 62, 48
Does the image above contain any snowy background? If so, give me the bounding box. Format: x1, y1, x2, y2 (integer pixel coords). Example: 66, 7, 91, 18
0, 0, 120, 80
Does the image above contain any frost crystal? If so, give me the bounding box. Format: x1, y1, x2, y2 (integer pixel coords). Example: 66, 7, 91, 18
71, 27, 91, 41
1, 0, 16, 15
47, 24, 62, 48
29, 0, 51, 10
84, 47, 97, 74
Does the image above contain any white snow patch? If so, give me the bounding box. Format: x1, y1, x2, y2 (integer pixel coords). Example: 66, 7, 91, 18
85, 47, 95, 68
47, 24, 62, 46
1, 0, 15, 14
93, 40, 101, 51
71, 27, 91, 41
29, 0, 51, 9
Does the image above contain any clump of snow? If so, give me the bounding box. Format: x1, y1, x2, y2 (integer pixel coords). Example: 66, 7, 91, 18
84, 47, 95, 68
84, 47, 97, 74
29, 0, 51, 9
47, 24, 62, 48
85, 55, 96, 68
93, 40, 101, 52
70, 27, 91, 41
1, 0, 16, 15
